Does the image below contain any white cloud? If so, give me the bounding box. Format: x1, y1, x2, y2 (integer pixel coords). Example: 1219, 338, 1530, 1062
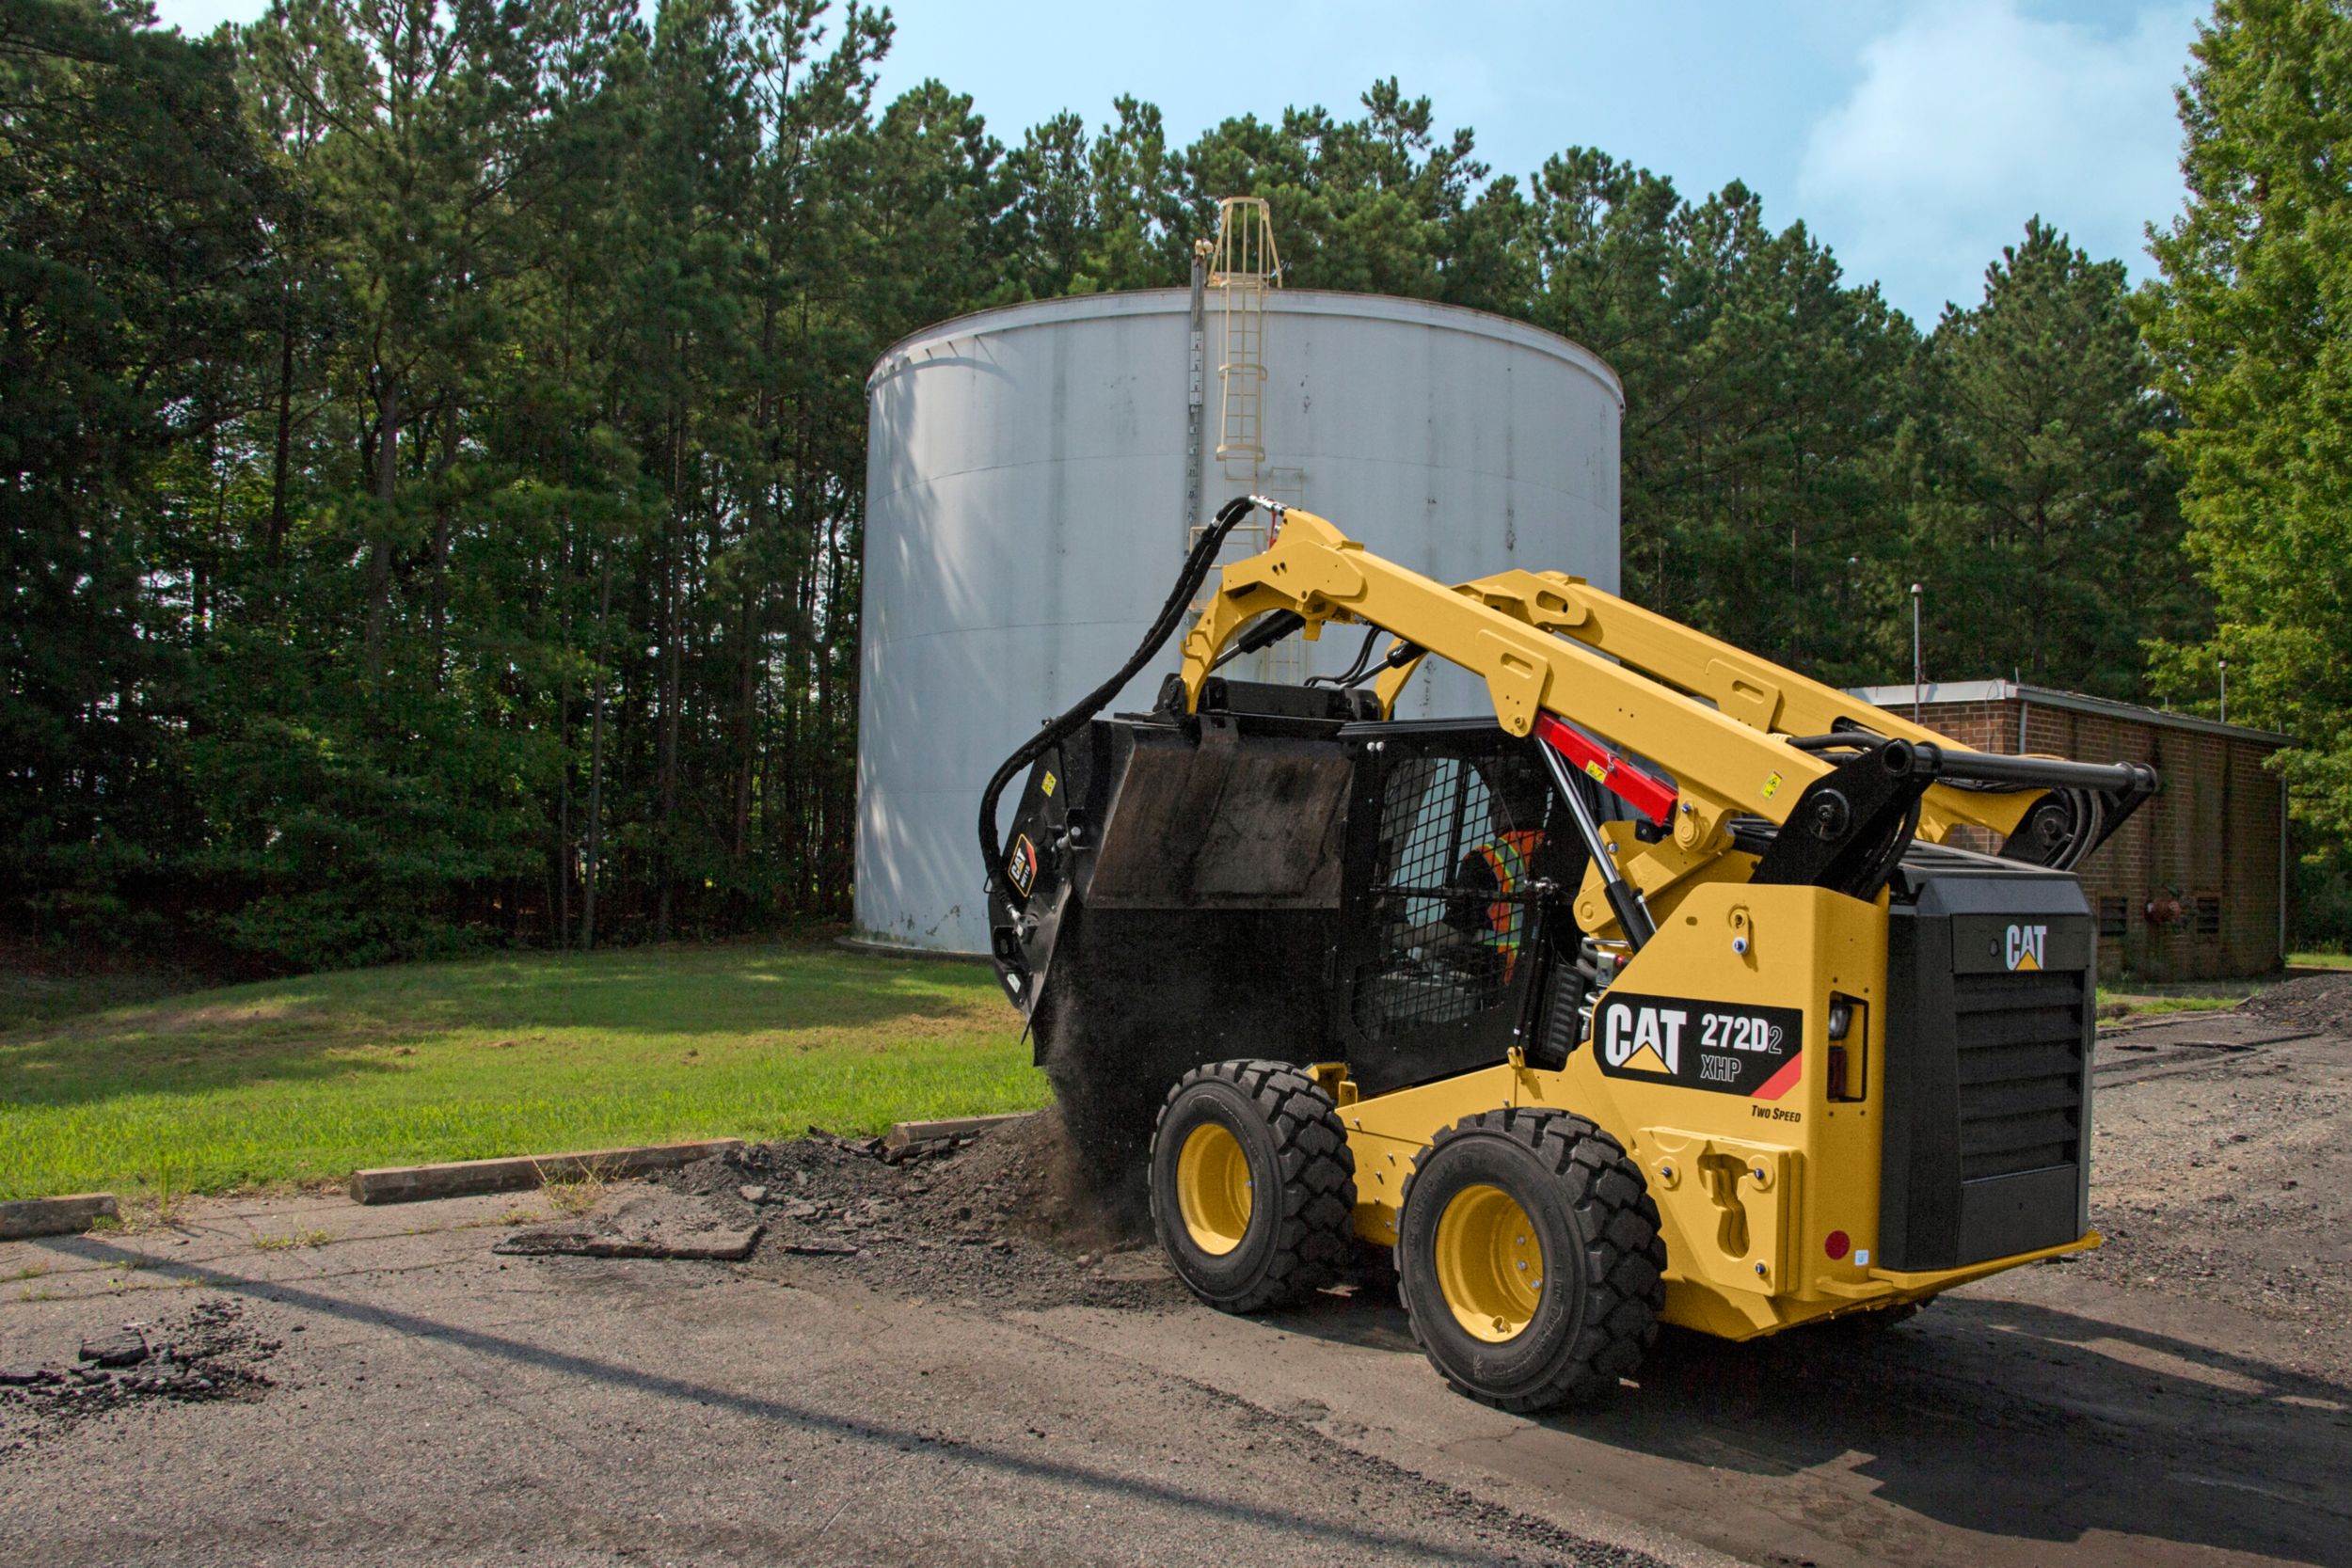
1796, 1, 2199, 320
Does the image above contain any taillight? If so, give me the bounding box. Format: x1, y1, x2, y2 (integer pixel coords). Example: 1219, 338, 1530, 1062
1826, 992, 1867, 1103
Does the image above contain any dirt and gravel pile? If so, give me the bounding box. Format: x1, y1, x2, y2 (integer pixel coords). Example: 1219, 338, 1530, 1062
0, 1299, 278, 1452
641, 1112, 1193, 1310
2241, 970, 2352, 1035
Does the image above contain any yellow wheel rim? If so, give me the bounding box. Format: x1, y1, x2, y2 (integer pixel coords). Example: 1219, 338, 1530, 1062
1434, 1183, 1545, 1343
1176, 1122, 1253, 1256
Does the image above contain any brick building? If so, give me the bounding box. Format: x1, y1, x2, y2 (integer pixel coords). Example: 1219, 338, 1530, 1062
1850, 681, 2291, 981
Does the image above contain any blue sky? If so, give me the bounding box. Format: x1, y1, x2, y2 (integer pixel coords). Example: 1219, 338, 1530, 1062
151, 0, 2204, 325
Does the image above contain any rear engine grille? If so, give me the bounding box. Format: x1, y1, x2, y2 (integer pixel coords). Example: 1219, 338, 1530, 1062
1952, 970, 2088, 1181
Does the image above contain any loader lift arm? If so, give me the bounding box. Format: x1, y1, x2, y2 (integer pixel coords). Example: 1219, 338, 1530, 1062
1176, 504, 2154, 941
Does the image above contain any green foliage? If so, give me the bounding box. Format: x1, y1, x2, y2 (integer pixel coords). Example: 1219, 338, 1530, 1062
2138, 0, 2352, 937
1907, 219, 2200, 699
0, 3, 2209, 967
1519, 157, 1916, 684
1, 0, 277, 934
2290, 839, 2352, 953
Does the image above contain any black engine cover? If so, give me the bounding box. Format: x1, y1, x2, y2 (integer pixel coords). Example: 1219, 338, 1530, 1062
1877, 849, 2097, 1272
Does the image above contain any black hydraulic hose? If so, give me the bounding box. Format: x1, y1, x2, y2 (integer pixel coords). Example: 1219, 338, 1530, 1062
1303, 625, 1381, 688
977, 496, 1263, 892
1537, 733, 1656, 950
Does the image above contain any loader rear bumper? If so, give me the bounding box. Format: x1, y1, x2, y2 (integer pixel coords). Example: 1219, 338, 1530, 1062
1853, 1227, 2103, 1299
1663, 1229, 2106, 1339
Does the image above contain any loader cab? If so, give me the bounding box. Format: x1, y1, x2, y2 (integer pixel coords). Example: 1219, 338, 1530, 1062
1332, 719, 1600, 1100
992, 676, 1628, 1187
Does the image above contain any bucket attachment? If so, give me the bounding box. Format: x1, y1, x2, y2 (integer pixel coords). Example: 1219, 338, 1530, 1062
989, 691, 1361, 1193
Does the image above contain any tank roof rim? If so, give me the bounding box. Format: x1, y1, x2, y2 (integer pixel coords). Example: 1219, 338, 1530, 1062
866, 286, 1623, 404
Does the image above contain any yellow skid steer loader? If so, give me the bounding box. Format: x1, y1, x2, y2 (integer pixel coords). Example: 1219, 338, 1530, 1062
981, 499, 2155, 1409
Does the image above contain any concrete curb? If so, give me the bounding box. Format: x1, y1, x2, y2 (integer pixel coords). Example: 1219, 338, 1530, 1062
0, 1193, 119, 1241
349, 1139, 745, 1206
883, 1112, 1032, 1152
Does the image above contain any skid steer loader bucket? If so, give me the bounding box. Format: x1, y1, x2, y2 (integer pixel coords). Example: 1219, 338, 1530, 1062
987, 685, 1369, 1196
1083, 723, 1351, 911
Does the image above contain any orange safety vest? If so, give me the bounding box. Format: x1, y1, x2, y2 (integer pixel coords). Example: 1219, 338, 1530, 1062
1472, 830, 1545, 977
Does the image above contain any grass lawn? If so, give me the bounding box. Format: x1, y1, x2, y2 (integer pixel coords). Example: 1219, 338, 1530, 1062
0, 942, 1044, 1202
2099, 991, 2253, 1016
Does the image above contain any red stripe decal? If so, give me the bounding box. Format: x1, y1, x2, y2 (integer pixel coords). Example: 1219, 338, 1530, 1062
1533, 713, 1679, 825
1751, 1053, 1804, 1101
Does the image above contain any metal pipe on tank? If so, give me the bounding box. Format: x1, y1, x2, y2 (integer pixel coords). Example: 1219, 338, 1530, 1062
1184, 245, 1207, 549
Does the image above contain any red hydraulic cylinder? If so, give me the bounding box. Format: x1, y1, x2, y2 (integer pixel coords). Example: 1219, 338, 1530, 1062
1534, 712, 1678, 826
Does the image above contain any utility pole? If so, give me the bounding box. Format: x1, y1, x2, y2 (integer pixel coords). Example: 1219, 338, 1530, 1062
1911, 582, 1924, 721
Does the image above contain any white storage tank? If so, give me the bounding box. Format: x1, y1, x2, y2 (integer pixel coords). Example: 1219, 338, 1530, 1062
857, 288, 1623, 954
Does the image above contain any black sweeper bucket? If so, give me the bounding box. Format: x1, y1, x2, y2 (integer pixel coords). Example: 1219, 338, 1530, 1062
984, 689, 1369, 1186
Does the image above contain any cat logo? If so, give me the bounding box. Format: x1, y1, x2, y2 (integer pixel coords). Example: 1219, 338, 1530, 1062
1599, 1000, 1687, 1077
2005, 922, 2048, 972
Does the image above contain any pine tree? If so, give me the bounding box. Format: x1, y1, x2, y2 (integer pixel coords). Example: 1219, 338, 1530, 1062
0, 0, 276, 934
1910, 218, 2195, 700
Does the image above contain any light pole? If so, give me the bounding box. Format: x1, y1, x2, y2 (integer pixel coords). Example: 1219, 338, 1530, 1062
1910, 582, 1924, 721
2218, 656, 2228, 724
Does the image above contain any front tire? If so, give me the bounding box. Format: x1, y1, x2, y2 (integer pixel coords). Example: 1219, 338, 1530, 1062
1397, 1108, 1665, 1410
1149, 1060, 1356, 1312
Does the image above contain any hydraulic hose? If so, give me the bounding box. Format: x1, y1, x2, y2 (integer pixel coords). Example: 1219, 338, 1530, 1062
977, 496, 1263, 893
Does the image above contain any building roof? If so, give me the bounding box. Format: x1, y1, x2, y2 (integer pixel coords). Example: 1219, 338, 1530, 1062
1848, 680, 2293, 749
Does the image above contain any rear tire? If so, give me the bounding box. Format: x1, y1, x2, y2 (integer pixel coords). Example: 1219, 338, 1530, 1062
1149, 1060, 1357, 1312
1397, 1108, 1665, 1411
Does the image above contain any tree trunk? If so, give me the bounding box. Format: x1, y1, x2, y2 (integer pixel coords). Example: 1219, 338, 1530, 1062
654, 404, 684, 942
735, 295, 778, 914
556, 690, 572, 941
733, 590, 755, 877
363, 376, 399, 676
813, 510, 848, 919
267, 290, 294, 574
578, 556, 614, 951
429, 404, 458, 679
556, 512, 574, 943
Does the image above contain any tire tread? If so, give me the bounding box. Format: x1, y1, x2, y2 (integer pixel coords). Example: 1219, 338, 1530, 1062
1149, 1059, 1356, 1312
1398, 1107, 1666, 1411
